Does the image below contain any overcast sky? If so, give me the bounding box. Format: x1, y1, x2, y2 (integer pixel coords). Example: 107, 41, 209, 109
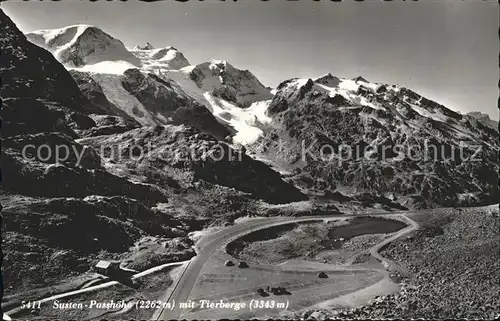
2, 0, 498, 119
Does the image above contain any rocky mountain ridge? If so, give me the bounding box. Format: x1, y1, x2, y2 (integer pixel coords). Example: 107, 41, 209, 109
255, 75, 498, 208
466, 111, 498, 132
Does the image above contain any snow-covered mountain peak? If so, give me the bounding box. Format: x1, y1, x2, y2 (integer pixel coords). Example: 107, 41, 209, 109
26, 25, 140, 69
131, 45, 190, 70
278, 76, 367, 98
188, 60, 273, 107
315, 73, 341, 87
26, 23, 495, 156
284, 74, 384, 97
27, 25, 91, 50
353, 76, 369, 83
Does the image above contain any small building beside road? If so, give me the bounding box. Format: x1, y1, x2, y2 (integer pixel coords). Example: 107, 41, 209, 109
94, 260, 121, 276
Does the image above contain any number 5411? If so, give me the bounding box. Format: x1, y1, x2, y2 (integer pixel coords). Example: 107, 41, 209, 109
21, 301, 42, 309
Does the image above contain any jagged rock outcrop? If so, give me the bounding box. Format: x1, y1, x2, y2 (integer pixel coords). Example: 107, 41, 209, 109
2, 132, 102, 169
1, 98, 80, 138
465, 111, 499, 132
78, 114, 141, 137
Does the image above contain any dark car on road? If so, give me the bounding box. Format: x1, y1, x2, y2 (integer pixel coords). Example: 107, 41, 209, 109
225, 260, 235, 267
318, 272, 329, 278
270, 286, 290, 295
238, 261, 249, 268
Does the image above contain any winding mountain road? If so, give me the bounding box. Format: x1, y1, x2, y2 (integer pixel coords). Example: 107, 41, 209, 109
155, 212, 418, 320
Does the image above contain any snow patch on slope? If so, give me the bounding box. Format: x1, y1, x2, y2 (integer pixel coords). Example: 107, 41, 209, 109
202, 93, 270, 145
164, 68, 211, 105
68, 60, 137, 75
161, 66, 273, 144
246, 100, 273, 125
